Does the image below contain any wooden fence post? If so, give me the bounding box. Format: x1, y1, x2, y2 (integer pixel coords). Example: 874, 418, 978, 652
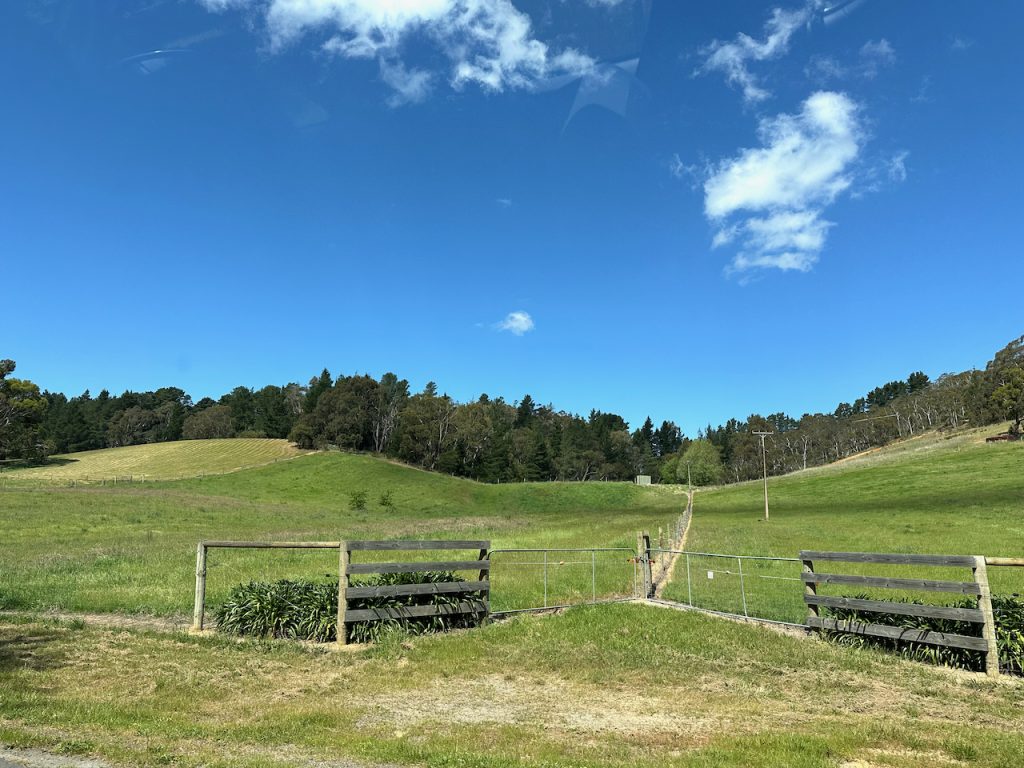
636, 531, 653, 599
192, 543, 207, 632
478, 546, 490, 621
636, 532, 644, 598
802, 556, 818, 623
337, 542, 349, 647
973, 555, 999, 677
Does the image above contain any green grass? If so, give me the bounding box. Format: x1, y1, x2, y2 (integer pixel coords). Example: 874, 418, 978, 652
1, 438, 308, 482
4, 431, 1024, 766
0, 449, 684, 616
2, 605, 1023, 768
663, 428, 1024, 622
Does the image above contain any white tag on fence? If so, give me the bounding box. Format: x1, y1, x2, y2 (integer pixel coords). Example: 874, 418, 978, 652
707, 570, 714, 579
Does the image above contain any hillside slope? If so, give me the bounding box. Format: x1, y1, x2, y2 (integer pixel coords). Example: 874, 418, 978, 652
661, 426, 1024, 620
3, 438, 309, 481
0, 447, 684, 615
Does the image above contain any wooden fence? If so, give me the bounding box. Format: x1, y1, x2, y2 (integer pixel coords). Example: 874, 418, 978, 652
191, 539, 489, 646
339, 540, 490, 645
800, 551, 999, 676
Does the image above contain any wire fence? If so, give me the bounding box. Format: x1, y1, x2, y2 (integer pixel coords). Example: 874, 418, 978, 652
488, 548, 639, 613
654, 549, 805, 625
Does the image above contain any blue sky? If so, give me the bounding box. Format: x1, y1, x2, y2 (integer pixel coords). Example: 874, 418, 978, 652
3, 0, 1021, 435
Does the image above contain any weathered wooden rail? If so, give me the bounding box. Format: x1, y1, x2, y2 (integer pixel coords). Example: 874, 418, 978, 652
338, 540, 489, 645
800, 550, 999, 676
192, 539, 489, 646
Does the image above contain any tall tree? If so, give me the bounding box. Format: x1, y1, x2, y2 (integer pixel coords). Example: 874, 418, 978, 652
680, 440, 724, 486
990, 366, 1024, 435
370, 373, 409, 453
0, 359, 48, 462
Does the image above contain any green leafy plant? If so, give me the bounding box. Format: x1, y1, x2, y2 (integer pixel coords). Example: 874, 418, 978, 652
213, 579, 338, 642
379, 489, 395, 511
822, 593, 1024, 674
213, 571, 486, 644
347, 490, 368, 512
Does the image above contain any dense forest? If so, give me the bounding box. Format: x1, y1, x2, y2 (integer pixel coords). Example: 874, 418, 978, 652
1, 334, 1021, 484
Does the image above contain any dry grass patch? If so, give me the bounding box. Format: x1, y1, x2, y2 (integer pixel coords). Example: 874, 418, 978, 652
3, 605, 1024, 767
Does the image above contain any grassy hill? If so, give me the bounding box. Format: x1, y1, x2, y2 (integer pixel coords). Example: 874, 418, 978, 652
2, 438, 309, 482
0, 444, 684, 615
662, 425, 1024, 620
3, 433, 1024, 767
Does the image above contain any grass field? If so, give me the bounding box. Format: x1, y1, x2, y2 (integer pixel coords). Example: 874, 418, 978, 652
3, 435, 1024, 767
1, 438, 309, 482
662, 426, 1024, 622
0, 447, 684, 616
3, 605, 1024, 768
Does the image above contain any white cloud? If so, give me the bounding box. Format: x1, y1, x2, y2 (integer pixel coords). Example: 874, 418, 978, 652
911, 75, 932, 103
200, 0, 596, 102
804, 55, 847, 82
806, 38, 895, 83
887, 150, 908, 183
495, 197, 513, 208
496, 310, 534, 335
669, 153, 697, 181
698, 3, 817, 103
379, 59, 434, 105
951, 36, 974, 52
858, 38, 895, 78
704, 90, 862, 273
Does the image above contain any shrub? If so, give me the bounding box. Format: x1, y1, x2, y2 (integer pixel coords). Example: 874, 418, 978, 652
348, 490, 368, 511
822, 593, 1024, 674
213, 571, 486, 644
379, 490, 395, 511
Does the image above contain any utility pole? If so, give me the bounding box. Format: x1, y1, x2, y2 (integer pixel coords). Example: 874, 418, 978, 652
752, 431, 773, 521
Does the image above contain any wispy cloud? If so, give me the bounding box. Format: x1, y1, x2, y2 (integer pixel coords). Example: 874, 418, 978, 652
855, 149, 910, 196
951, 36, 974, 52
200, 0, 600, 104
495, 198, 513, 208
379, 59, 434, 106
669, 153, 709, 193
911, 75, 932, 104
697, 3, 817, 103
806, 38, 895, 83
703, 90, 863, 274
858, 38, 895, 77
887, 150, 908, 183
496, 310, 534, 335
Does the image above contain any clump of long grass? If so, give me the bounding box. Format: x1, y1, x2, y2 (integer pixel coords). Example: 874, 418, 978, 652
213, 579, 338, 642
213, 571, 486, 644
822, 593, 1024, 674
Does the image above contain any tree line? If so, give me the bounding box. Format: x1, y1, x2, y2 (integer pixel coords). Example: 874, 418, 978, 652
696, 335, 1023, 484
1, 334, 1021, 483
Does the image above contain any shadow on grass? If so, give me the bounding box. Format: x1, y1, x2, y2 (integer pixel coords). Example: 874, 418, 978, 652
0, 457, 79, 471
0, 631, 67, 672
